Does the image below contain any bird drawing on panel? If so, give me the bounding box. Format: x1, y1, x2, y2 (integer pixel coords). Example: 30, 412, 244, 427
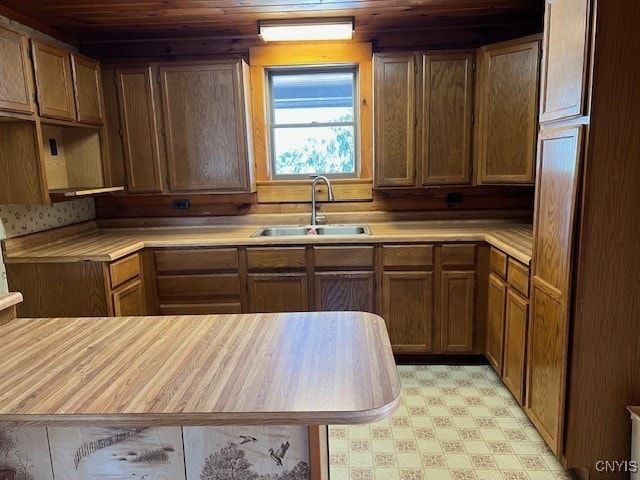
268, 441, 290, 466
239, 435, 257, 445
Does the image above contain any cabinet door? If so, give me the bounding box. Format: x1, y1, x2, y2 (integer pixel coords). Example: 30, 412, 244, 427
527, 125, 582, 454
32, 41, 76, 121
419, 52, 474, 185
440, 271, 475, 352
112, 279, 145, 316
503, 289, 528, 405
486, 273, 507, 373
0, 26, 33, 114
71, 54, 104, 125
373, 53, 416, 187
539, 0, 592, 122
477, 38, 540, 184
382, 271, 433, 353
116, 67, 164, 193
247, 273, 308, 313
159, 62, 250, 192
314, 272, 375, 313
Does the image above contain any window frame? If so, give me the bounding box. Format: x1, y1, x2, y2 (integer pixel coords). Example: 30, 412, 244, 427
266, 64, 360, 180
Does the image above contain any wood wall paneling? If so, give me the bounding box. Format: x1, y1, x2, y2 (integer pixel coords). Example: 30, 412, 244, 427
159, 62, 250, 192
374, 53, 416, 187
419, 52, 474, 186
539, 0, 592, 122
0, 26, 34, 114
476, 38, 540, 184
116, 67, 164, 193
32, 40, 76, 121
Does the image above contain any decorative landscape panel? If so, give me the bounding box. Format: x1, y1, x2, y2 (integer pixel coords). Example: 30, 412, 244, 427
48, 427, 185, 480
184, 426, 310, 480
0, 427, 53, 480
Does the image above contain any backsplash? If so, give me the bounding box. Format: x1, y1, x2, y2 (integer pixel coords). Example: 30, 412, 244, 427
0, 200, 96, 292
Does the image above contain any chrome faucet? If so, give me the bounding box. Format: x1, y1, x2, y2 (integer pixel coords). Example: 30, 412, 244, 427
310, 175, 334, 225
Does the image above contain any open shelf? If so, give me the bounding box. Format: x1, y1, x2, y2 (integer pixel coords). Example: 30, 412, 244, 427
49, 186, 124, 202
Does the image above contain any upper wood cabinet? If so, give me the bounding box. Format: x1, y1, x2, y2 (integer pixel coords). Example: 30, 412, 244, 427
418, 53, 474, 186
71, 54, 104, 125
158, 61, 254, 193
374, 51, 474, 188
31, 41, 76, 121
374, 53, 416, 187
0, 26, 34, 115
539, 0, 592, 123
476, 37, 541, 185
116, 67, 164, 193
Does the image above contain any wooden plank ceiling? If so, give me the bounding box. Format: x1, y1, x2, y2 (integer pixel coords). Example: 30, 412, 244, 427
0, 0, 544, 58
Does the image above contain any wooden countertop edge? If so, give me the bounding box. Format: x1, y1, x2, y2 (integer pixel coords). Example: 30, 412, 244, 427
0, 292, 23, 311
0, 390, 402, 428
3, 230, 532, 265
628, 406, 640, 420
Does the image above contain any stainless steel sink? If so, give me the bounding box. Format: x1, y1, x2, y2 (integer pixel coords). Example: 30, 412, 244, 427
251, 224, 371, 237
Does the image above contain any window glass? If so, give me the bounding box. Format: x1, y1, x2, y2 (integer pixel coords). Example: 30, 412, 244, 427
268, 67, 357, 178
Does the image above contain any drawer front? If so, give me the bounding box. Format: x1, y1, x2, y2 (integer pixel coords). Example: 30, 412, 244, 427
490, 248, 508, 278
246, 247, 307, 270
155, 248, 238, 273
159, 302, 242, 315
109, 253, 141, 288
157, 274, 240, 298
314, 246, 374, 268
441, 244, 476, 268
507, 258, 530, 297
383, 245, 433, 269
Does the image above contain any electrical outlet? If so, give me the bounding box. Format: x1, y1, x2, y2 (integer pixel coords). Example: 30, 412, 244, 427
173, 199, 190, 210
446, 192, 463, 204
49, 138, 58, 156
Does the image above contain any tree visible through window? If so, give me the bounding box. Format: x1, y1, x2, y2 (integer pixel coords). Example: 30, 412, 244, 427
268, 67, 357, 178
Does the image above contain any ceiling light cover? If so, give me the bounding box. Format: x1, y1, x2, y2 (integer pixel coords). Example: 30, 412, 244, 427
259, 18, 354, 42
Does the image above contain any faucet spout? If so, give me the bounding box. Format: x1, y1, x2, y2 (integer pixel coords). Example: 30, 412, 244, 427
310, 175, 334, 225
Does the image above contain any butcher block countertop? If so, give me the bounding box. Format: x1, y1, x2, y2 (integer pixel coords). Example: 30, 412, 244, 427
0, 292, 23, 311
2, 218, 533, 265
0, 311, 400, 427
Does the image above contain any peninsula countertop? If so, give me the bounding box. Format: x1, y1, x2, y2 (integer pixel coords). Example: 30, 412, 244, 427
0, 311, 400, 427
2, 218, 533, 265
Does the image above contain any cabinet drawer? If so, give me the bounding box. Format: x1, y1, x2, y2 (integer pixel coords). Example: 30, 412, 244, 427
490, 248, 508, 278
159, 302, 241, 315
157, 274, 240, 298
507, 258, 530, 297
109, 253, 141, 288
314, 246, 374, 268
441, 244, 476, 267
155, 248, 238, 273
383, 245, 433, 269
246, 247, 306, 270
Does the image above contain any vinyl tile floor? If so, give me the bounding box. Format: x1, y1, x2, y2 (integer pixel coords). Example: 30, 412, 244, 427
328, 365, 575, 480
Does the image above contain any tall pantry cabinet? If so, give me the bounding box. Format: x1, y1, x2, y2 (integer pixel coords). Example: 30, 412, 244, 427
528, 0, 640, 476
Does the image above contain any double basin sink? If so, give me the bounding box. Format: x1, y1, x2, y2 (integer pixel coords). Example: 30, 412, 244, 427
251, 224, 371, 237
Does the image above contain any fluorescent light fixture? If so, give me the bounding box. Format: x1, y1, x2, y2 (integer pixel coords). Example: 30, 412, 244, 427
259, 18, 354, 42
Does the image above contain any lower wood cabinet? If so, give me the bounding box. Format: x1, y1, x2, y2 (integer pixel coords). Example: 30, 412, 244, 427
486, 272, 508, 372
247, 273, 308, 313
440, 270, 475, 352
112, 278, 144, 316
485, 247, 530, 405
314, 271, 375, 312
381, 271, 433, 353
502, 288, 528, 404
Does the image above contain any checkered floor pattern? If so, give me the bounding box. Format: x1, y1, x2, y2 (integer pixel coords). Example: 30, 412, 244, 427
328, 365, 574, 480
